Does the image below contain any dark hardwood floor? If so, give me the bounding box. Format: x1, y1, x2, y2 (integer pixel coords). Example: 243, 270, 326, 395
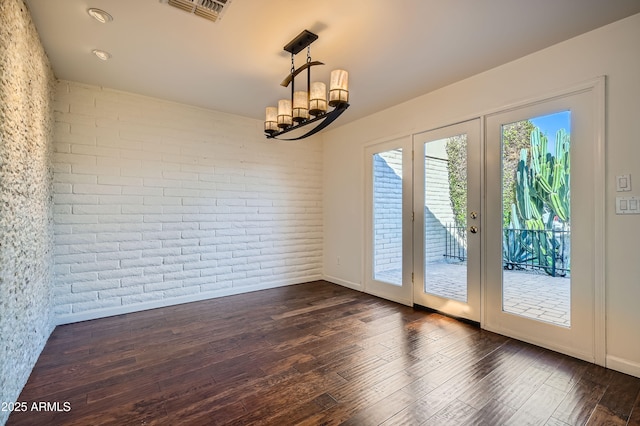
8, 281, 640, 425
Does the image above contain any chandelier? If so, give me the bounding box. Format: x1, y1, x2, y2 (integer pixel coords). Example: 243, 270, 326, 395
264, 30, 349, 140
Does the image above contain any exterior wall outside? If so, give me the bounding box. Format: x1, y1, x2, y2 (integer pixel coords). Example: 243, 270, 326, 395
52, 81, 323, 324
424, 154, 461, 264
0, 0, 55, 424
371, 149, 459, 271
372, 151, 402, 277
323, 14, 640, 377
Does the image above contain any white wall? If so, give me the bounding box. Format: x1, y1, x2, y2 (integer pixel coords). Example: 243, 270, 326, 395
53, 81, 323, 324
322, 14, 640, 377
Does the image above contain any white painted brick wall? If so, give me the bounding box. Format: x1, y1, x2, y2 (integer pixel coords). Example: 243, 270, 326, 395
373, 151, 403, 276
424, 156, 459, 263
53, 81, 323, 322
372, 149, 461, 270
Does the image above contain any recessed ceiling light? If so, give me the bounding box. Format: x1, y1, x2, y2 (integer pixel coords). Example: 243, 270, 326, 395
87, 8, 113, 23
92, 49, 112, 61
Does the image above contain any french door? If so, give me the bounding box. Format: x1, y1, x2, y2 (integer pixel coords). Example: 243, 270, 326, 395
364, 80, 603, 364
364, 136, 414, 306
364, 119, 481, 319
413, 120, 481, 322
484, 83, 604, 364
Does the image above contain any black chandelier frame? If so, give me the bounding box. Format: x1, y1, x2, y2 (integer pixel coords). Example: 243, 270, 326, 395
265, 30, 349, 141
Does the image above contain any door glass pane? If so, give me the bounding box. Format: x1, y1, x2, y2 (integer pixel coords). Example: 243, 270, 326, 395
424, 135, 467, 302
373, 149, 403, 286
501, 111, 571, 327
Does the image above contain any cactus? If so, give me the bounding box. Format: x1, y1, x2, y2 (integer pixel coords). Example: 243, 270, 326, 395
506, 127, 570, 276
503, 205, 535, 269
530, 128, 570, 224
514, 148, 544, 230
513, 128, 570, 227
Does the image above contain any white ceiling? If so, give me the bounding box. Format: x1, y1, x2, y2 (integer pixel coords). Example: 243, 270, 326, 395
24, 0, 640, 127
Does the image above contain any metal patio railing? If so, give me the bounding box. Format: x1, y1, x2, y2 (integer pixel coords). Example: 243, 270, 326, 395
443, 223, 571, 277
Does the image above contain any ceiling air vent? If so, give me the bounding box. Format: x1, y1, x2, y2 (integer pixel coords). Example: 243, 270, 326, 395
161, 0, 231, 22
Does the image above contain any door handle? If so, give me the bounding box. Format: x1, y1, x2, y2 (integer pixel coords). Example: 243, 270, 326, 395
469, 226, 478, 234
470, 211, 478, 219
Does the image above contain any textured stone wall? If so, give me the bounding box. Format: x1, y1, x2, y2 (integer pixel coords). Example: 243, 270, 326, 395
0, 0, 55, 423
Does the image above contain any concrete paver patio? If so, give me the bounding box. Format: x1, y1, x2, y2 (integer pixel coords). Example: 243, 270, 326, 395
377, 261, 570, 327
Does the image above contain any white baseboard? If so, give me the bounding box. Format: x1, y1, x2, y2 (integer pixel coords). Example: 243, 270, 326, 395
54, 275, 322, 325
322, 275, 363, 292
606, 355, 640, 379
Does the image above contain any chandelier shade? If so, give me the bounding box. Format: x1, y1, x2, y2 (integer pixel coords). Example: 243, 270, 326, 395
264, 107, 278, 134
292, 91, 309, 122
309, 82, 327, 116
264, 30, 350, 140
277, 99, 292, 128
329, 70, 349, 107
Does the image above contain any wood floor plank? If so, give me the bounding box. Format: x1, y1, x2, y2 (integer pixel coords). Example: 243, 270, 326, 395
427, 398, 479, 426
495, 362, 560, 410
629, 389, 640, 426
545, 417, 573, 426
544, 355, 591, 393
469, 398, 517, 426
551, 375, 608, 425
339, 387, 418, 426
502, 383, 567, 425
587, 370, 640, 425
586, 405, 627, 426
7, 280, 640, 425
458, 340, 545, 409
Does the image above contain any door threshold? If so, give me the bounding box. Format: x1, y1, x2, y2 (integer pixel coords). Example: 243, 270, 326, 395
413, 303, 480, 328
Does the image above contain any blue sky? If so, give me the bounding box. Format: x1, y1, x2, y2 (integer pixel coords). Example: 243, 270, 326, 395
530, 110, 570, 152
531, 110, 571, 139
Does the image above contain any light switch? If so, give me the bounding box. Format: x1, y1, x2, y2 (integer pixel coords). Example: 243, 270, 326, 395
616, 174, 632, 192
616, 196, 640, 214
